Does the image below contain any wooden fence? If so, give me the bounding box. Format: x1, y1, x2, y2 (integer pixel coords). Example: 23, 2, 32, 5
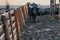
0, 4, 28, 40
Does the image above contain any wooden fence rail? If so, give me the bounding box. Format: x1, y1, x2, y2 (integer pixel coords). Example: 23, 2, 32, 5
0, 4, 28, 40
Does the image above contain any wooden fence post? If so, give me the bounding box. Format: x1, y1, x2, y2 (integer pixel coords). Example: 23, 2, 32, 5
25, 4, 28, 18
1, 15, 10, 40
9, 10, 16, 40
20, 7, 26, 26
0, 15, 5, 40
24, 5, 28, 19
59, 0, 60, 22
10, 10, 17, 40
14, 9, 21, 40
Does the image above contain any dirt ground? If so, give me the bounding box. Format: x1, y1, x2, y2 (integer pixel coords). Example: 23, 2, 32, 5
20, 15, 60, 40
